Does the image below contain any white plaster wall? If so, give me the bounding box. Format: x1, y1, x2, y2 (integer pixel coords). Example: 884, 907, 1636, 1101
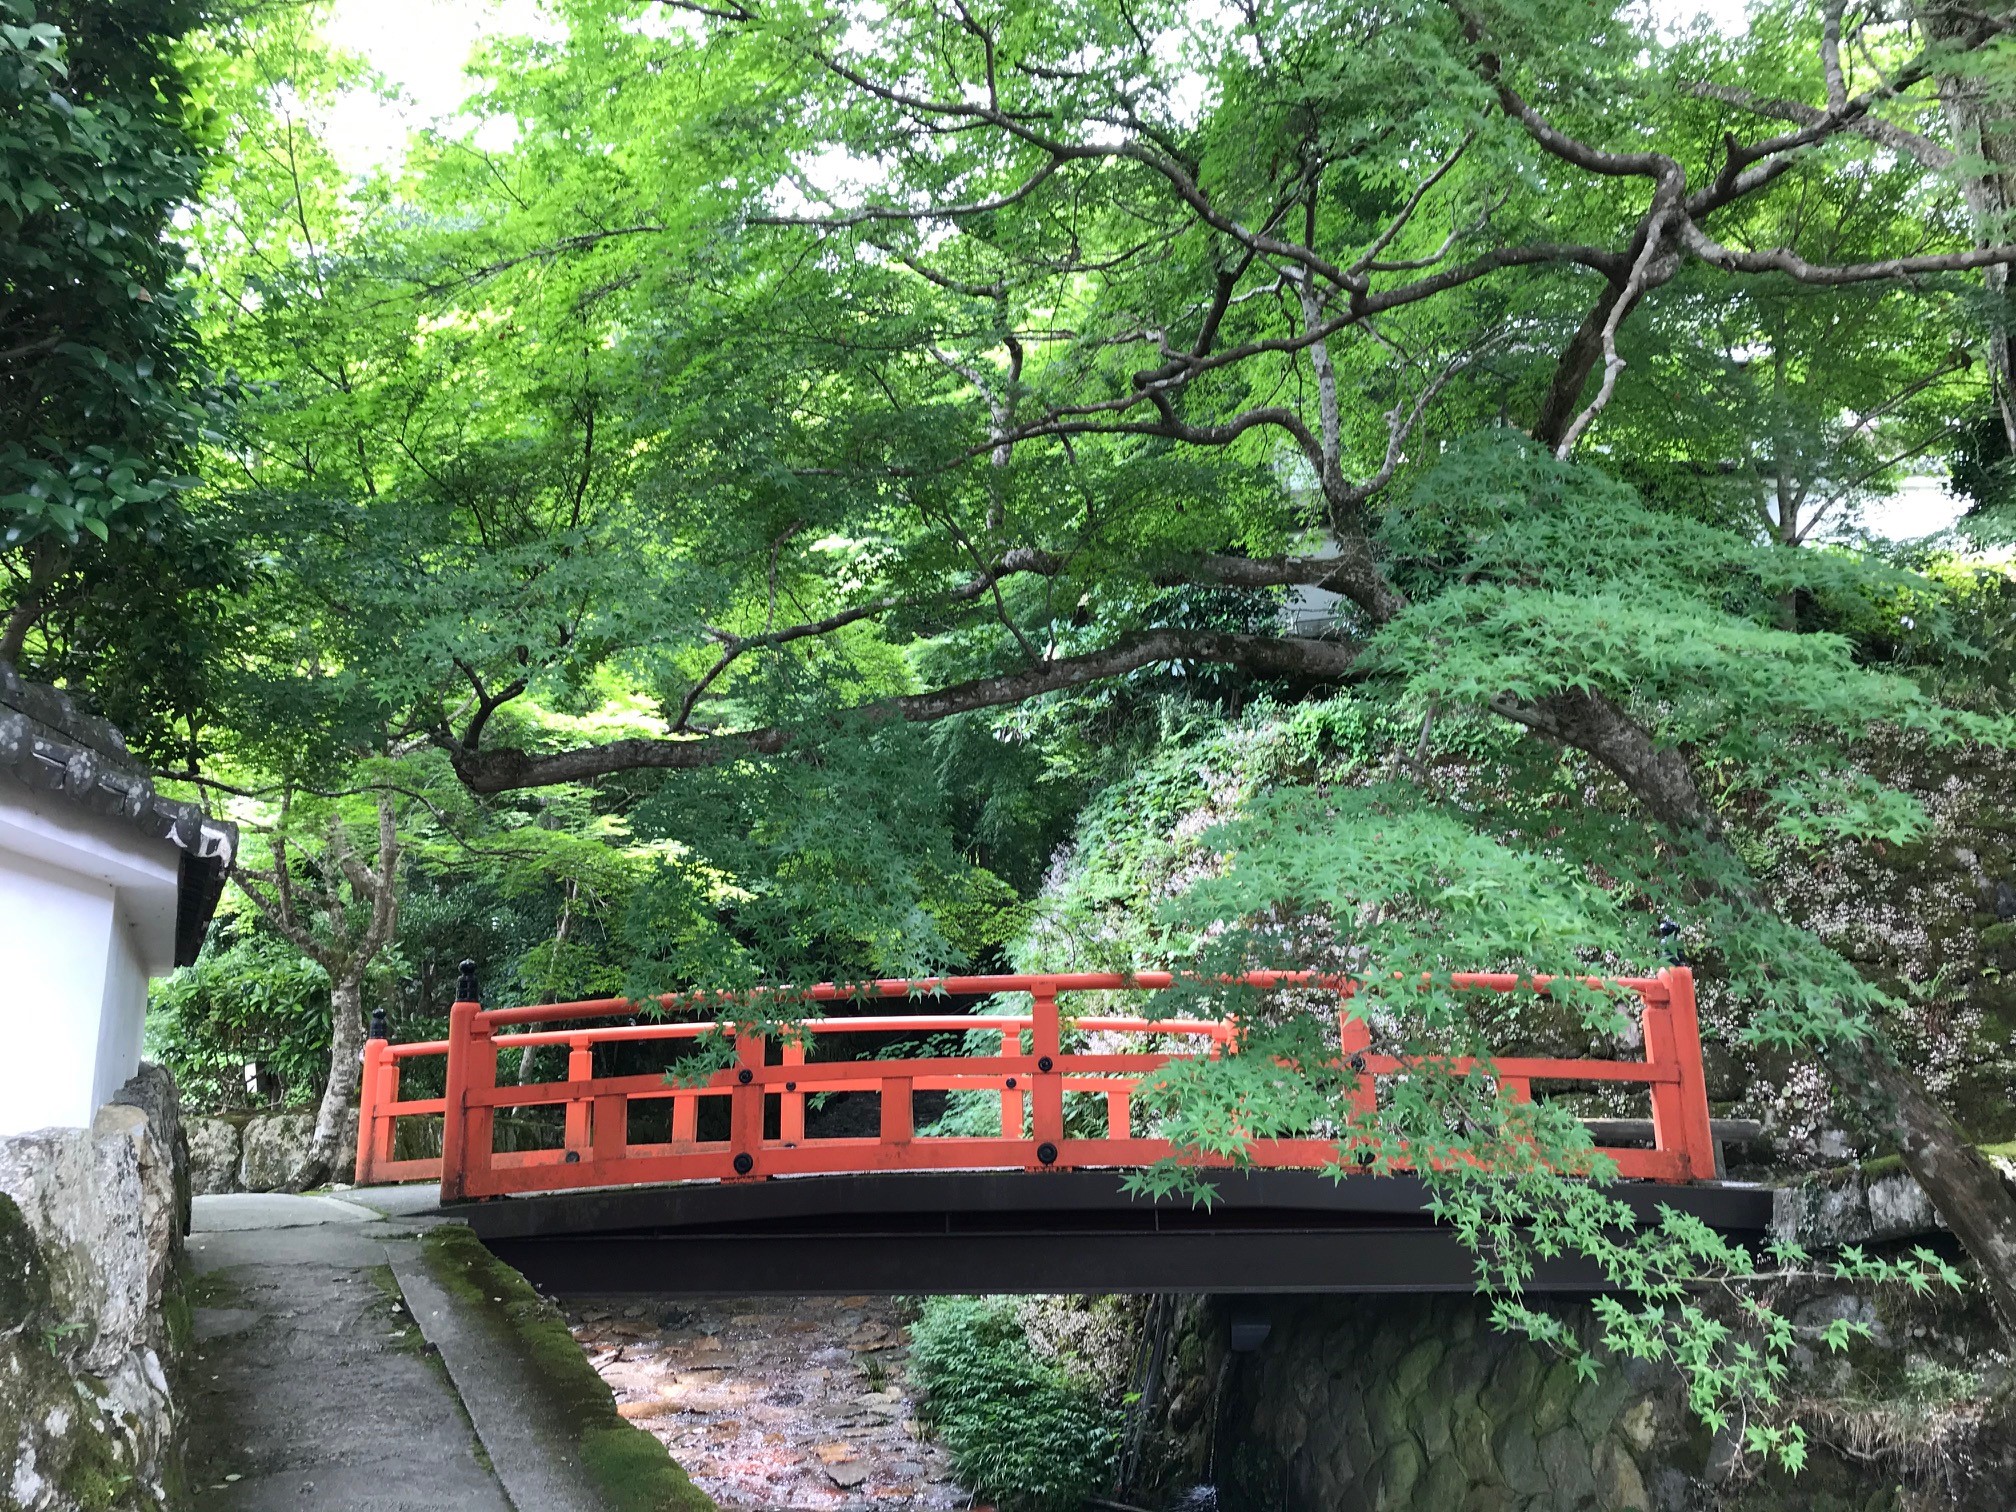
92, 905, 150, 1113
0, 848, 118, 1134
0, 784, 180, 970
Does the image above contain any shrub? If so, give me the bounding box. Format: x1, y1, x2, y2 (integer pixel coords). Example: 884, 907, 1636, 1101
908, 1295, 1120, 1511
146, 924, 330, 1111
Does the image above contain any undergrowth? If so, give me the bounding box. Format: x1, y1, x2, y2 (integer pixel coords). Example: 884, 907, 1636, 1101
908, 1295, 1121, 1512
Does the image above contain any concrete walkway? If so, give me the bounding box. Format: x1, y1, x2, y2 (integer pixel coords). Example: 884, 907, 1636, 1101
186, 1187, 711, 1512
186, 1189, 512, 1511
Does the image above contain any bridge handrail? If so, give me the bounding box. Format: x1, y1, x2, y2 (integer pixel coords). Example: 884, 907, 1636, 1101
353, 968, 1712, 1198
464, 968, 1670, 1030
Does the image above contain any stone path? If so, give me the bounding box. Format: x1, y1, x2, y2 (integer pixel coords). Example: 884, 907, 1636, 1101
567, 1295, 969, 1510
187, 1189, 966, 1512
184, 1189, 513, 1512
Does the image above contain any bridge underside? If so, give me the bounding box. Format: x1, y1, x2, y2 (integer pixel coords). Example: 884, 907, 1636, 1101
451, 1171, 1775, 1296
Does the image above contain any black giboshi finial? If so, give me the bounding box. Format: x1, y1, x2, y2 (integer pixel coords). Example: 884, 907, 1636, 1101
1656, 919, 1687, 967
457, 958, 480, 1002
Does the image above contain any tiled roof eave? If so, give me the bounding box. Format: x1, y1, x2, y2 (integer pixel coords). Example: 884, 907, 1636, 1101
0, 666, 237, 966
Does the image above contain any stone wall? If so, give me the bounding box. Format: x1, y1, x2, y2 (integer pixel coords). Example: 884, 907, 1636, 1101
184, 1109, 356, 1194
1, 1066, 190, 1512
1142, 1279, 2014, 1512
1164, 1295, 1665, 1512
1729, 738, 2016, 1163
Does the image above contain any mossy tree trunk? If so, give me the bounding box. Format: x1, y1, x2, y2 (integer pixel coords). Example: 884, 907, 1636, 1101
1830, 1037, 2016, 1338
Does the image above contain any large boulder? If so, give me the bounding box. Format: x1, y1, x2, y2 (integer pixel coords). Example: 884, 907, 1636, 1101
238, 1111, 314, 1191
111, 1062, 190, 1242
186, 1117, 242, 1194
0, 1117, 163, 1371
0, 1110, 180, 1510
236, 1109, 358, 1189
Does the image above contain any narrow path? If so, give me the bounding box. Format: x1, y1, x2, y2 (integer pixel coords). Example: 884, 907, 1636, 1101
184, 1190, 512, 1512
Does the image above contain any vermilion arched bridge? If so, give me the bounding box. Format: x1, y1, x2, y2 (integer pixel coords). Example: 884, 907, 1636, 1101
355, 969, 1771, 1293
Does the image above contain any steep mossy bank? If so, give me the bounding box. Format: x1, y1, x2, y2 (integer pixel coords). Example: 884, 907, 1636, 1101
1016, 695, 2016, 1173
419, 1226, 715, 1512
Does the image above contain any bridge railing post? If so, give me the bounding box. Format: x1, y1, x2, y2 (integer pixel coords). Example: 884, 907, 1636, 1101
1650, 967, 1717, 1182
729, 1028, 764, 1179
441, 960, 489, 1203
672, 1086, 697, 1144
564, 1040, 592, 1160
780, 1039, 805, 1147
1031, 980, 1064, 1167
997, 1026, 1022, 1139
592, 1082, 627, 1167
356, 1032, 389, 1186
882, 1075, 914, 1147
1337, 986, 1375, 1166
1337, 988, 1374, 1115
1105, 1090, 1131, 1140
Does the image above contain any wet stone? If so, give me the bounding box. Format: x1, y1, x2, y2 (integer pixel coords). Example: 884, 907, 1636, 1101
564, 1293, 966, 1509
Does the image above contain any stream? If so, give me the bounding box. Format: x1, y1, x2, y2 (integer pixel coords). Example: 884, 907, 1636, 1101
565, 1294, 970, 1510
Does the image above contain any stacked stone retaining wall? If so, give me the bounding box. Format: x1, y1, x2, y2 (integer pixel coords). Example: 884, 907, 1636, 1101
1, 1066, 191, 1512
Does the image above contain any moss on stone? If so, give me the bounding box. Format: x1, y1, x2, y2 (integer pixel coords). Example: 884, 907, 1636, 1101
53, 1401, 136, 1512
160, 1263, 195, 1365
183, 1268, 240, 1309
419, 1225, 715, 1512
0, 1191, 50, 1331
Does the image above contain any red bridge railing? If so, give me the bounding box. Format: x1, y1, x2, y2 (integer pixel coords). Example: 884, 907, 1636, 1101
355, 968, 1716, 1199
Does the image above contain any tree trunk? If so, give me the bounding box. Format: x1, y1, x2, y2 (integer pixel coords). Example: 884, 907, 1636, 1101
1504, 686, 2016, 1335
519, 880, 577, 1082
1912, 0, 2016, 452
0, 538, 66, 665
1828, 1038, 2016, 1337
291, 974, 367, 1190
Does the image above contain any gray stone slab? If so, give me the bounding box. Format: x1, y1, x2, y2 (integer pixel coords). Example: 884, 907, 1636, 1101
189, 1222, 396, 1274
391, 1239, 607, 1512
185, 1230, 511, 1512
336, 1181, 446, 1219
193, 1192, 383, 1232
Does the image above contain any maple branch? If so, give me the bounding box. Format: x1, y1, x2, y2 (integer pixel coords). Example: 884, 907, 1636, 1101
440, 629, 1362, 792
1678, 220, 2016, 283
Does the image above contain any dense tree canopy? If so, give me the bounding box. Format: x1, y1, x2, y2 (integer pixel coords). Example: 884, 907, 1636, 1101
0, 0, 235, 752
11, 0, 2016, 1473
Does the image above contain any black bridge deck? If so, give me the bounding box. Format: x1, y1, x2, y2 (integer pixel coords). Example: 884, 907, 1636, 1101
449, 1170, 1775, 1296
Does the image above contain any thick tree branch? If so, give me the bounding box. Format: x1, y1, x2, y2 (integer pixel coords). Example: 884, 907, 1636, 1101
1554, 206, 1682, 457
231, 868, 320, 957
1685, 79, 1954, 170
439, 629, 1362, 792
1487, 688, 1718, 836
1678, 219, 2016, 282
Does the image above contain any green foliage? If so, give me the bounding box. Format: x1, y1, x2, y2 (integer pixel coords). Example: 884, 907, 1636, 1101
0, 0, 214, 553
907, 1296, 1120, 1512
92, 0, 2016, 1481
147, 919, 331, 1110
624, 722, 994, 991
